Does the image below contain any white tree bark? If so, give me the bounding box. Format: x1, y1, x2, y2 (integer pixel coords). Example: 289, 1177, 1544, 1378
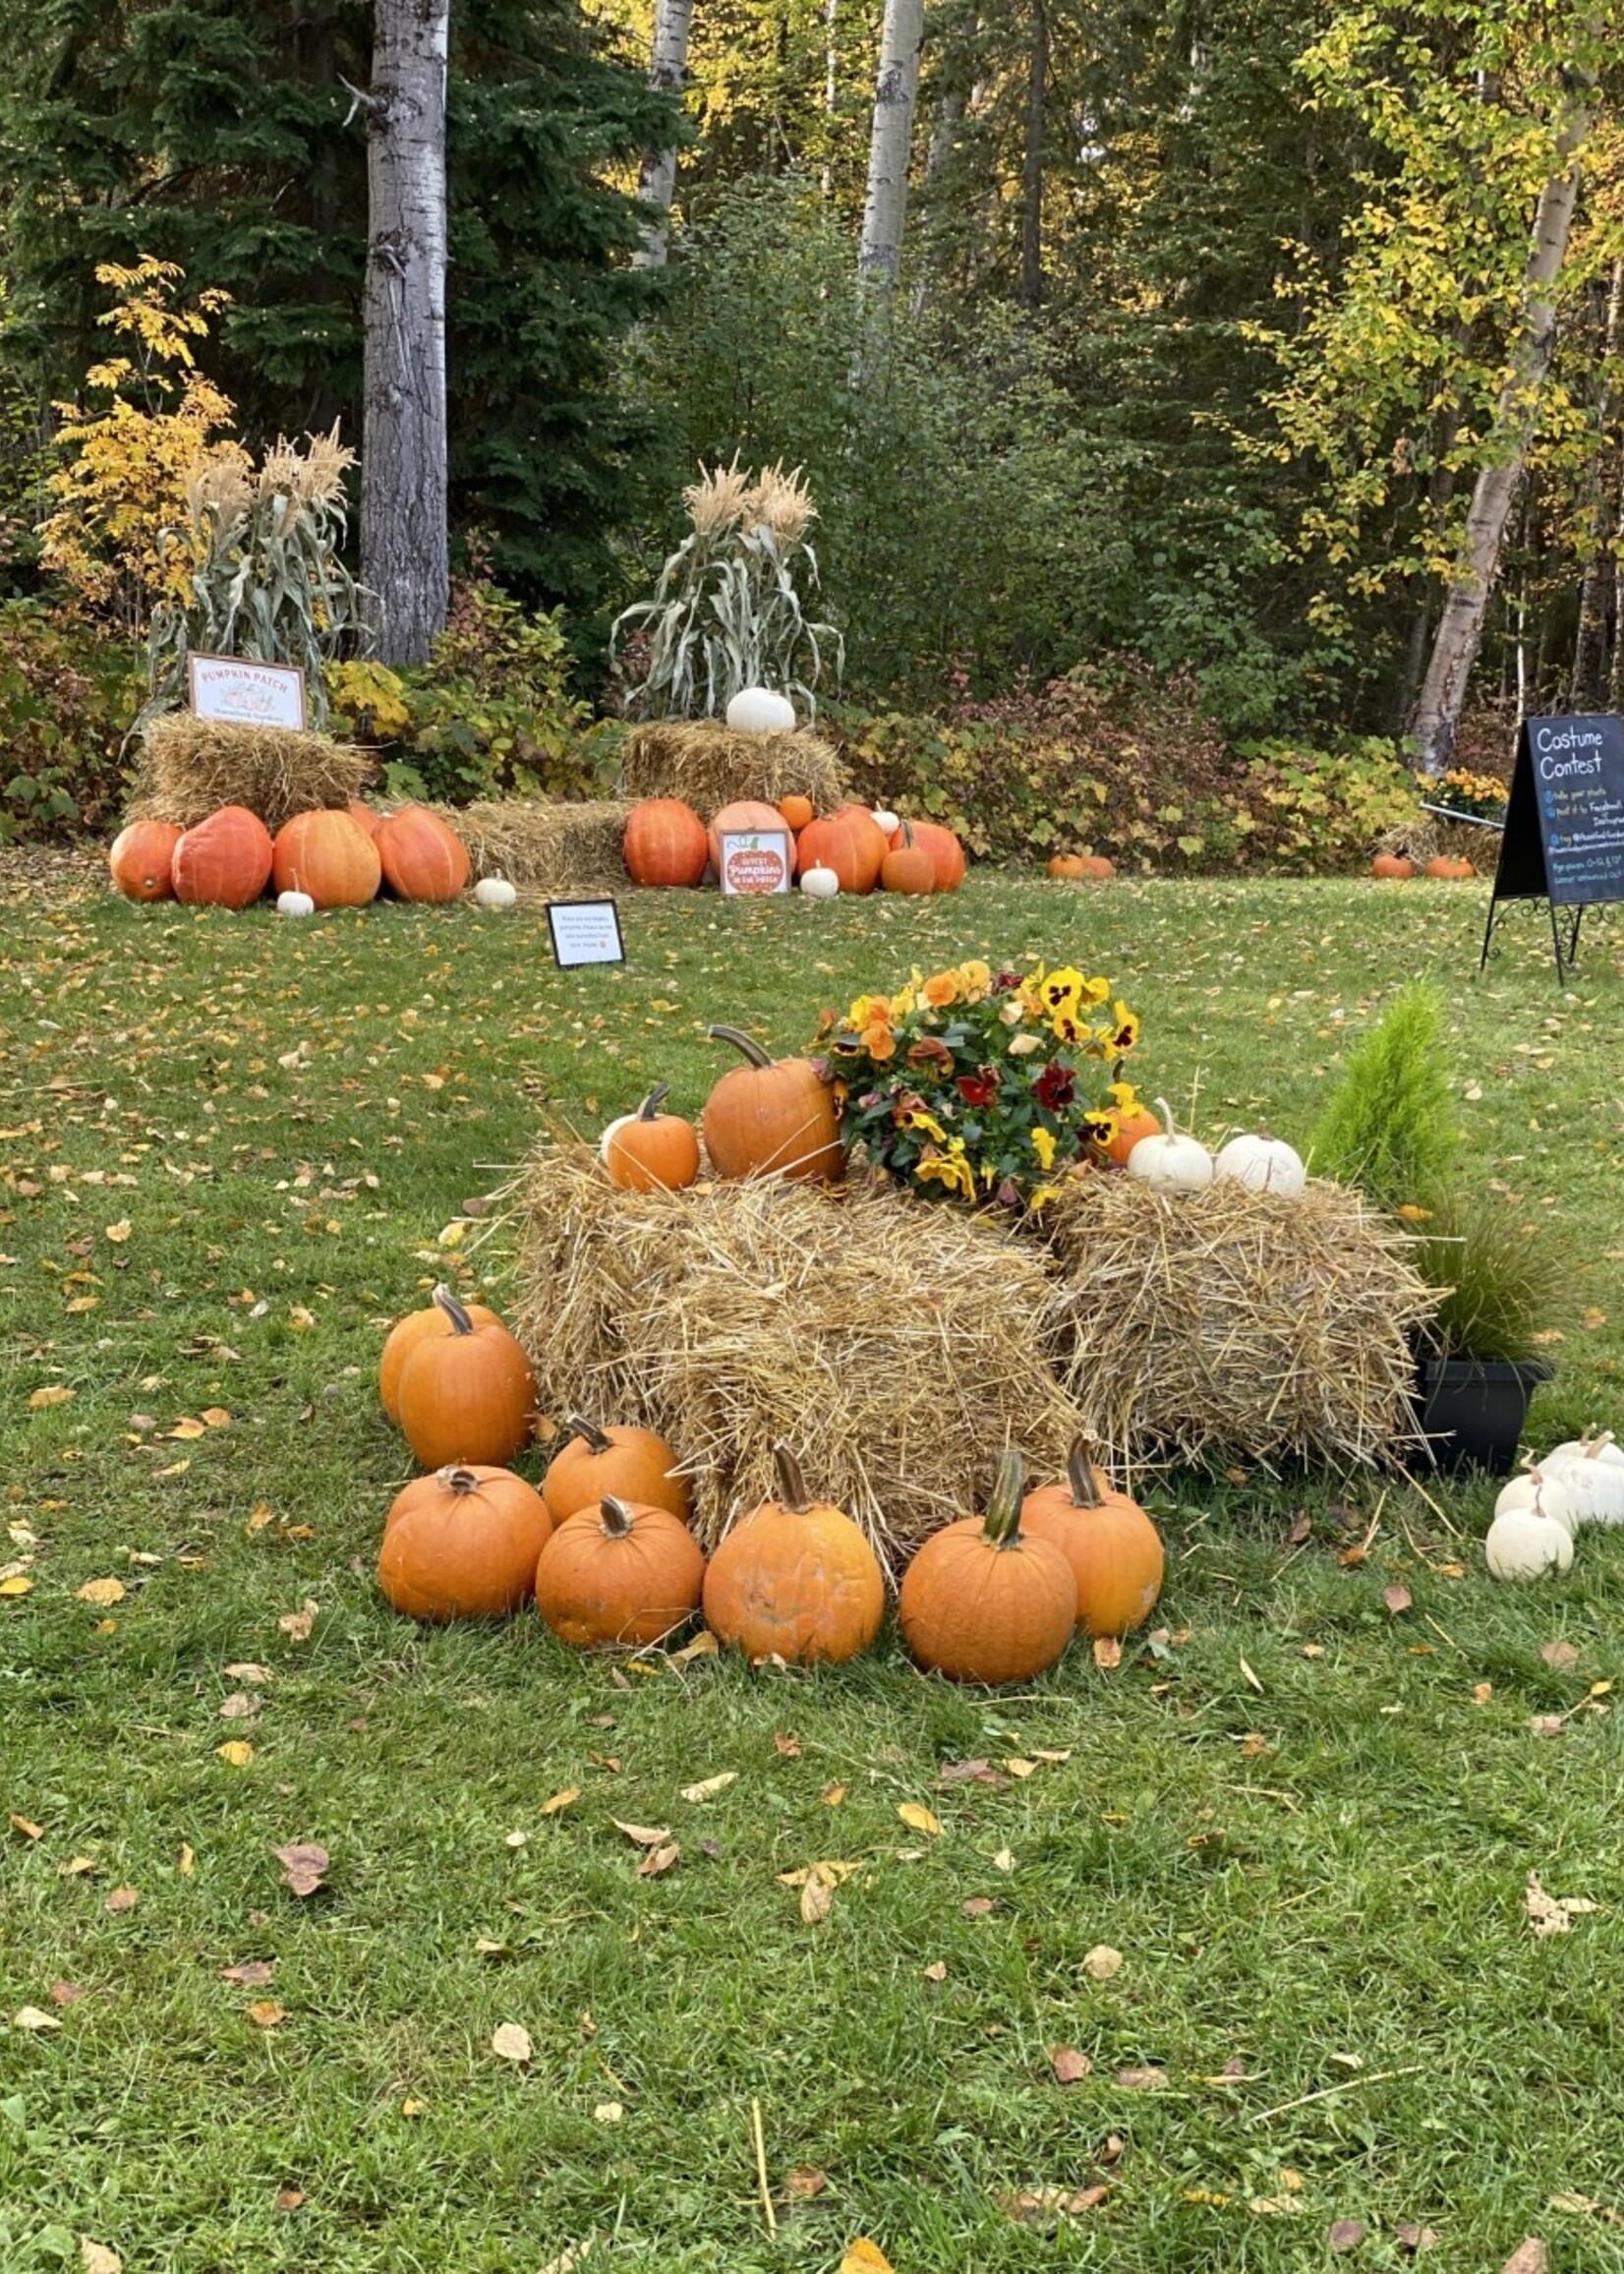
360, 0, 450, 667
1569, 254, 1622, 709
858, 0, 925, 288
1412, 77, 1594, 773
633, 0, 694, 270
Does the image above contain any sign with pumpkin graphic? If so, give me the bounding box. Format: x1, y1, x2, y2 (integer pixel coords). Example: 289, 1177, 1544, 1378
719, 829, 792, 896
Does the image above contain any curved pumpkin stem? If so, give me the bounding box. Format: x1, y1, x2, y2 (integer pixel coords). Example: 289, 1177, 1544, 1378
1580, 1429, 1616, 1462
636, 1084, 671, 1121
899, 819, 916, 848
566, 1416, 614, 1457
439, 1465, 483, 1495
709, 1022, 775, 1071
773, 1443, 813, 1512
1065, 1436, 1105, 1510
1152, 1098, 1177, 1138
432, 1284, 476, 1337
600, 1494, 635, 1538
982, 1447, 1027, 1547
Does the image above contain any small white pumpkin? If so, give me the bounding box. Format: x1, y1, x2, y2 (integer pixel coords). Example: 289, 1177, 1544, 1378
276, 889, 316, 918
799, 863, 840, 900
1213, 1132, 1307, 1196
1542, 1429, 1624, 1473
1484, 1485, 1576, 1581
474, 876, 517, 910
871, 807, 900, 836
1494, 1461, 1580, 1537
725, 687, 796, 734
1127, 1099, 1213, 1195
1546, 1441, 1624, 1528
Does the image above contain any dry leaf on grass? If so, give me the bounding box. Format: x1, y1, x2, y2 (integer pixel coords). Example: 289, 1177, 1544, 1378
273, 1842, 329, 1897
1500, 2244, 1546, 2274
1395, 2224, 1438, 2253
9, 1813, 43, 1839
219, 1693, 261, 1720
12, 2006, 61, 2031
1540, 1641, 1579, 1671
219, 1961, 274, 1988
1051, 2047, 1091, 2083
679, 1773, 737, 1803
215, 1741, 255, 1768
922, 1960, 948, 1982
1084, 1946, 1124, 1981
1383, 1586, 1412, 1614
277, 1599, 319, 1642
1000, 2186, 1110, 2223
838, 2244, 895, 2274
77, 1578, 126, 1606
491, 2022, 533, 2065
1328, 2220, 1366, 2250
1526, 1872, 1597, 1936
898, 1802, 944, 1837
541, 1788, 580, 1816
1092, 1637, 1123, 1671
103, 1888, 139, 1915
636, 1842, 679, 1879
247, 2001, 285, 2029
784, 2167, 827, 2200
80, 2244, 122, 2274
593, 2101, 623, 2124
1116, 2066, 1169, 2091
610, 1820, 671, 1847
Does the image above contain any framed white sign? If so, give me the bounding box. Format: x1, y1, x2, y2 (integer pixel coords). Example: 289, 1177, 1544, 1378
188, 653, 309, 730
547, 899, 625, 968
719, 829, 793, 896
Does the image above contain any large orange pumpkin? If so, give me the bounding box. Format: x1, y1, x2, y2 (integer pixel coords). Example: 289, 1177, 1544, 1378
890, 819, 965, 893
880, 821, 936, 895
377, 1463, 553, 1620
542, 1417, 691, 1527
272, 808, 381, 908
171, 805, 275, 908
898, 1450, 1076, 1684
601, 1085, 701, 1193
796, 805, 887, 895
395, 1285, 536, 1468
702, 1445, 885, 1665
1047, 853, 1086, 881
1424, 855, 1475, 880
1371, 852, 1415, 880
109, 820, 184, 902
347, 800, 384, 840
378, 1293, 504, 1422
1020, 1438, 1164, 1638
377, 804, 471, 901
535, 1493, 706, 1650
625, 798, 709, 888
702, 1023, 844, 1183
707, 798, 786, 876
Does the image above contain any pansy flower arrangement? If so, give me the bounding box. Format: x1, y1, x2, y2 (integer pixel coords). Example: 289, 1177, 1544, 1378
816, 958, 1144, 1209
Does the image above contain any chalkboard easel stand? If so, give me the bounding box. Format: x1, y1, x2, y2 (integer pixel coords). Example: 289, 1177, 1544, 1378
1478, 891, 1585, 983
1474, 713, 1624, 985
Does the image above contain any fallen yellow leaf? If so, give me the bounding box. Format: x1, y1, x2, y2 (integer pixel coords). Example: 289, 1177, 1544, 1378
897, 1802, 944, 1837
29, 1385, 74, 1410
215, 1741, 255, 1768
0, 1575, 33, 1597
840, 2243, 896, 2274
540, 1787, 581, 1816
76, 1577, 126, 1606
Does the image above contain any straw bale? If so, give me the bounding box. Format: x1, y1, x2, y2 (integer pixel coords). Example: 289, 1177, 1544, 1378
126, 713, 373, 831
619, 720, 843, 816
506, 1145, 1080, 1570
433, 800, 628, 895
1042, 1175, 1435, 1475
1374, 815, 1494, 870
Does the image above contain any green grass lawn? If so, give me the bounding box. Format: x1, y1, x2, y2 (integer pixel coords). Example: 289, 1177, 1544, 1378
3, 866, 1623, 2274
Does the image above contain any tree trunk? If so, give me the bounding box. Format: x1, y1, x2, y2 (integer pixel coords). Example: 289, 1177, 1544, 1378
632, 0, 693, 269
1569, 254, 1622, 708
822, 0, 839, 197
1411, 71, 1595, 773
858, 0, 925, 288
1018, 0, 1047, 308
361, 0, 450, 667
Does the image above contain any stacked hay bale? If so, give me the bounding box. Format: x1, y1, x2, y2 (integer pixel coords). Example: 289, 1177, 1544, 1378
434, 799, 629, 896
619, 721, 844, 818
123, 715, 374, 831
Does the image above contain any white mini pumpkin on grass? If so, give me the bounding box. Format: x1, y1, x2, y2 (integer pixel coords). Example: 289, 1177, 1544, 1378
799, 863, 840, 900
1484, 1481, 1576, 1581
276, 889, 316, 918
474, 876, 517, 910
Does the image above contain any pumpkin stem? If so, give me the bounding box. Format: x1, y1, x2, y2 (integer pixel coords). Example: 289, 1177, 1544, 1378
566, 1416, 614, 1457
899, 819, 915, 848
982, 1447, 1027, 1547
1582, 1429, 1615, 1461
1065, 1436, 1105, 1509
1153, 1098, 1176, 1137
439, 1465, 483, 1495
773, 1443, 813, 1512
432, 1283, 476, 1337
637, 1084, 671, 1121
600, 1494, 635, 1538
709, 1022, 775, 1071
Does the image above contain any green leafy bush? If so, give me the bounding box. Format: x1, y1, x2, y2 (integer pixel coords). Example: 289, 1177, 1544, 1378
1307, 986, 1459, 1208
0, 599, 144, 840
1409, 1185, 1583, 1364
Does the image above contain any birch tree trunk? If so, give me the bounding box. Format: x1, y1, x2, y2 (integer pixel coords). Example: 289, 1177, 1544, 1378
1569, 254, 1622, 709
633, 0, 693, 270
1412, 72, 1594, 773
1018, 0, 1048, 308
858, 0, 925, 288
361, 0, 450, 667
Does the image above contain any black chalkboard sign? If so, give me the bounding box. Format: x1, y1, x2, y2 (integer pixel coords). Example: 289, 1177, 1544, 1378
1479, 713, 1624, 980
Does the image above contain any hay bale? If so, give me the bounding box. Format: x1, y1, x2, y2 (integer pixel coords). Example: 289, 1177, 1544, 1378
1042, 1176, 1435, 1475
506, 1146, 1081, 1570
126, 714, 373, 831
435, 800, 628, 894
619, 721, 844, 816
1374, 815, 1496, 870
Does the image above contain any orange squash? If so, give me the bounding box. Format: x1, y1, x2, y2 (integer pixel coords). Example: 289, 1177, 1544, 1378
1047, 853, 1086, 881
377, 804, 471, 901
1424, 855, 1475, 880
542, 1417, 690, 1527
272, 808, 381, 907
702, 1022, 843, 1183
880, 820, 936, 895
379, 1294, 504, 1422
377, 1463, 553, 1620
171, 805, 274, 907
347, 800, 384, 840
778, 794, 814, 833
1103, 1103, 1163, 1167
1020, 1437, 1164, 1637
795, 804, 887, 895
891, 819, 965, 892
898, 1450, 1075, 1683
1371, 852, 1415, 879
395, 1285, 535, 1468
109, 819, 184, 902
535, 1493, 706, 1650
624, 797, 710, 888
707, 798, 785, 876
702, 1445, 885, 1665
601, 1084, 701, 1193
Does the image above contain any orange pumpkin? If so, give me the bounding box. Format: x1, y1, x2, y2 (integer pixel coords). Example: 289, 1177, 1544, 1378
796, 805, 887, 895
1048, 850, 1114, 881
1103, 1104, 1163, 1167
347, 800, 384, 840
1019, 1438, 1164, 1637
891, 819, 965, 893
1424, 855, 1475, 880
377, 1463, 553, 1620
706, 798, 786, 876
898, 1450, 1076, 1683
377, 804, 471, 901
880, 820, 936, 895
702, 1023, 844, 1184
1047, 853, 1086, 881
778, 794, 814, 833
535, 1493, 706, 1650
601, 1084, 701, 1193
379, 1294, 504, 1422
1079, 852, 1115, 878
109, 819, 184, 902
542, 1417, 690, 1527
272, 808, 381, 908
624, 797, 710, 888
171, 805, 274, 908
1371, 852, 1415, 879
395, 1284, 536, 1468
702, 1445, 885, 1665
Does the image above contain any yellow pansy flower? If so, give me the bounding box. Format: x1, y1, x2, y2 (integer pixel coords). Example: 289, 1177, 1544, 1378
1100, 1000, 1140, 1052
1030, 1126, 1057, 1170
899, 1107, 949, 1143
957, 959, 993, 1002
922, 970, 960, 1008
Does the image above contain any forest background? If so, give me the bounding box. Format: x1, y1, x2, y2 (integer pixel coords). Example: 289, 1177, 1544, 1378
0, 0, 1620, 846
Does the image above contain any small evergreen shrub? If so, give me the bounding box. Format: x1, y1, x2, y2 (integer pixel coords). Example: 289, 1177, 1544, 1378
1308, 986, 1459, 1207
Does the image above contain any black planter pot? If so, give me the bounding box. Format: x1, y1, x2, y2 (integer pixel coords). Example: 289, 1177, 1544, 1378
1413, 1356, 1555, 1475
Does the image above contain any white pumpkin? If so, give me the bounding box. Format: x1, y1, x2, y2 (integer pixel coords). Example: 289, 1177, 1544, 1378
1497, 1441, 1624, 1530
1484, 1488, 1576, 1580
799, 863, 840, 900
1127, 1100, 1213, 1195
725, 687, 796, 734
871, 807, 900, 836
1542, 1429, 1624, 1473
1494, 1462, 1581, 1537
1214, 1133, 1307, 1196
276, 889, 316, 918
474, 876, 517, 910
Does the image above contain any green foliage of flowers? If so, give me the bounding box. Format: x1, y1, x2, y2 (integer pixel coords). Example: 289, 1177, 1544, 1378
1307, 984, 1459, 1208
820, 958, 1144, 1209
0, 598, 145, 840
